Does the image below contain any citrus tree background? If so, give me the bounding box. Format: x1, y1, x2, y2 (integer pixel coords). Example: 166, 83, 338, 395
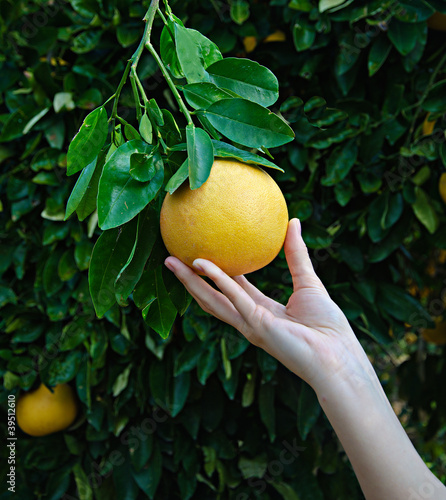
1, 0, 446, 498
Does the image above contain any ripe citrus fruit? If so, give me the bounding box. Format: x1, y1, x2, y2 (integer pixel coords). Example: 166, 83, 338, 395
422, 113, 436, 136
421, 321, 446, 346
427, 12, 446, 31
160, 159, 289, 276
16, 383, 78, 437
439, 172, 446, 204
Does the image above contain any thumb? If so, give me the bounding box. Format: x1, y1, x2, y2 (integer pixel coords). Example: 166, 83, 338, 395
284, 219, 328, 294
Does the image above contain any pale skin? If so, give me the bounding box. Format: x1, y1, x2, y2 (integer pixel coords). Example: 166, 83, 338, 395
165, 218, 446, 500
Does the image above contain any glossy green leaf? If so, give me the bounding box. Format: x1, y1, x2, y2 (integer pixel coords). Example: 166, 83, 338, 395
230, 0, 250, 24
146, 99, 164, 127
129, 147, 163, 183
65, 157, 97, 220
211, 140, 283, 171
160, 16, 185, 79
319, 0, 349, 12
321, 139, 358, 186
98, 140, 163, 230
204, 98, 295, 149
165, 159, 189, 194
412, 186, 439, 234
207, 58, 279, 107
297, 382, 321, 440
174, 24, 222, 83
186, 125, 214, 189
115, 206, 158, 302
259, 382, 275, 442
422, 80, 446, 112
368, 36, 392, 76
182, 82, 238, 110
387, 20, 420, 56
143, 267, 177, 338
76, 154, 105, 221
67, 107, 108, 175
139, 113, 153, 143
89, 225, 135, 317
132, 439, 162, 499
124, 123, 141, 142
293, 17, 316, 51
72, 30, 102, 54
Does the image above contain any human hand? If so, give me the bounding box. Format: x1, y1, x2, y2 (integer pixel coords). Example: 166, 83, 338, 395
164, 218, 372, 394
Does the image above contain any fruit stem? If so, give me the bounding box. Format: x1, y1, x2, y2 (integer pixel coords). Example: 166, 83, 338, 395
110, 0, 159, 120
145, 41, 194, 126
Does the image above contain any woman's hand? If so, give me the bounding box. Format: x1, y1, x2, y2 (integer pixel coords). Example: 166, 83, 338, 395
164, 218, 371, 394
165, 218, 446, 500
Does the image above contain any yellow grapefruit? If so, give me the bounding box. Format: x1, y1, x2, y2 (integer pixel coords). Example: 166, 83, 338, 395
16, 383, 78, 437
160, 159, 289, 276
422, 113, 436, 136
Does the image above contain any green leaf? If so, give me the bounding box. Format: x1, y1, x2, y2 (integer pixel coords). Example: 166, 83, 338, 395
297, 382, 321, 440
72, 30, 102, 54
139, 113, 153, 143
113, 450, 139, 500
319, 0, 349, 12
98, 140, 163, 230
124, 123, 141, 142
182, 82, 238, 110
387, 20, 421, 56
73, 463, 94, 500
377, 284, 432, 324
147, 99, 164, 127
293, 17, 316, 52
23, 107, 50, 135
368, 36, 392, 76
171, 371, 191, 417
259, 382, 275, 442
143, 267, 177, 338
89, 225, 136, 317
174, 24, 222, 83
211, 140, 283, 171
238, 454, 267, 479
165, 159, 189, 194
65, 156, 98, 220
205, 98, 294, 149
321, 139, 358, 186
130, 432, 153, 472
230, 0, 250, 24
115, 206, 158, 302
129, 148, 163, 182
197, 343, 219, 385
46, 351, 83, 385
67, 107, 108, 175
186, 125, 214, 189
422, 80, 446, 112
270, 482, 302, 500
117, 24, 141, 48
160, 16, 185, 79
132, 440, 162, 499
207, 58, 279, 107
76, 154, 105, 221
412, 186, 439, 234
58, 249, 77, 281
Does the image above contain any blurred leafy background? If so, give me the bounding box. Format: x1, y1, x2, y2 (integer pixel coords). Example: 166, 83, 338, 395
1, 0, 446, 498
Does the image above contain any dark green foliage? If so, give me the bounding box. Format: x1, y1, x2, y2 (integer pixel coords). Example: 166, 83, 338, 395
1, 0, 446, 499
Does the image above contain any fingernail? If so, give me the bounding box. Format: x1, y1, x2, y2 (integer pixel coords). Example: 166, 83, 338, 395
294, 218, 301, 234
164, 258, 174, 271
192, 259, 204, 272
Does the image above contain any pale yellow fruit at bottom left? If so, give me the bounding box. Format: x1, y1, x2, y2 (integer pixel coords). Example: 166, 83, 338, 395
16, 383, 78, 437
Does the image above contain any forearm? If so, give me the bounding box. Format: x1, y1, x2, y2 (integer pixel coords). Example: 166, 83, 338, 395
315, 363, 446, 500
